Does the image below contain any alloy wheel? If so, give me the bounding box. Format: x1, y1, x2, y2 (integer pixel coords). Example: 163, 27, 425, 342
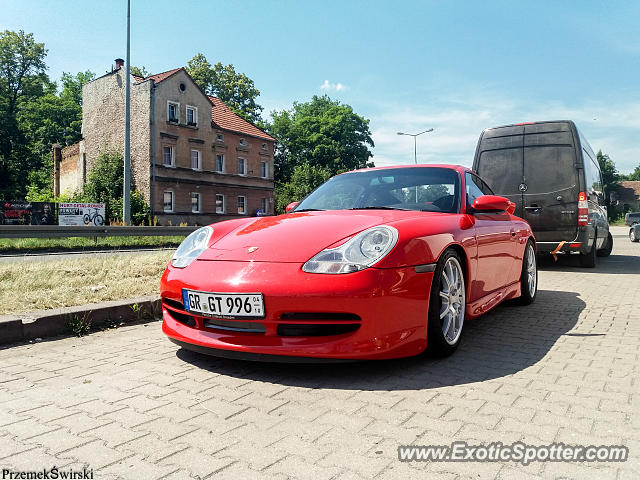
526, 243, 537, 295
439, 257, 465, 345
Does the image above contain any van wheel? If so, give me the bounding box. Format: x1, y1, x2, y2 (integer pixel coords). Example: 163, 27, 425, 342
579, 232, 597, 268
597, 232, 613, 257
517, 241, 537, 305
427, 249, 465, 357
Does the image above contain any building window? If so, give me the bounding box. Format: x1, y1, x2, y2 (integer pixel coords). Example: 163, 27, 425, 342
162, 146, 175, 167
186, 105, 197, 126
216, 133, 224, 142
261, 161, 268, 178
237, 196, 246, 215
216, 194, 225, 214
238, 157, 246, 176
191, 150, 201, 170
163, 191, 174, 212
191, 192, 201, 213
261, 143, 267, 151
167, 101, 179, 122
215, 154, 225, 173
261, 198, 268, 214
239, 138, 247, 146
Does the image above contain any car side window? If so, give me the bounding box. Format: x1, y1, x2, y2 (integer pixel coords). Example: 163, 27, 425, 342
465, 173, 485, 208
478, 177, 494, 195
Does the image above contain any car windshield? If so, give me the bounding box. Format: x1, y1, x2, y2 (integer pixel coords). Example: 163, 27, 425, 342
294, 167, 461, 213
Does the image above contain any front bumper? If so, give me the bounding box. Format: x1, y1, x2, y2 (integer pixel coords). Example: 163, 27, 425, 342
161, 260, 433, 360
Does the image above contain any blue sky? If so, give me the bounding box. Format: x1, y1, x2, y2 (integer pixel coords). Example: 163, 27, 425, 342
2, 0, 639, 172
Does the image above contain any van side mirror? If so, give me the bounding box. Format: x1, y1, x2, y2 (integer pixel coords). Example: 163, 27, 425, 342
285, 201, 300, 213
471, 195, 511, 213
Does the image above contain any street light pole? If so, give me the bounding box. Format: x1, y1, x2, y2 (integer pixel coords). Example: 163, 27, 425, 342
397, 128, 434, 164
123, 0, 131, 225
397, 128, 434, 203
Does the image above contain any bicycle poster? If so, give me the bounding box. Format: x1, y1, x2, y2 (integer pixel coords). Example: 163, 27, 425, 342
59, 203, 105, 226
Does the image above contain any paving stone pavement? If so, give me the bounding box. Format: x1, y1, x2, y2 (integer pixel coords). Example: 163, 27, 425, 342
0, 226, 638, 479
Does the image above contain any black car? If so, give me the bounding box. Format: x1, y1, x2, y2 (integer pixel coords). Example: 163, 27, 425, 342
472, 120, 612, 268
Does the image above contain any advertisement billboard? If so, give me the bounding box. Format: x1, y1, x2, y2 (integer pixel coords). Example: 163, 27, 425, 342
0, 202, 56, 225
58, 203, 106, 226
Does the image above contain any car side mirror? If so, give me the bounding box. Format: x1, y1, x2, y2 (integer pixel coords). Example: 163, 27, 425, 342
285, 201, 300, 213
472, 195, 512, 213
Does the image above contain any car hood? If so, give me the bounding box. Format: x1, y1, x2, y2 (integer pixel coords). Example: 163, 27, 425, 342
197, 210, 426, 263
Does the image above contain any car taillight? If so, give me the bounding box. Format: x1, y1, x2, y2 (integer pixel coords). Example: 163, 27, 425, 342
578, 192, 588, 226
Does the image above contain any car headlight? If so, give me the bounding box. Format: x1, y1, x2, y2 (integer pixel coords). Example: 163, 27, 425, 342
302, 225, 398, 274
171, 226, 214, 268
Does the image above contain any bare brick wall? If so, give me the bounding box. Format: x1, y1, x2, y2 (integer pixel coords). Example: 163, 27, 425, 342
59, 142, 84, 194
81, 69, 152, 202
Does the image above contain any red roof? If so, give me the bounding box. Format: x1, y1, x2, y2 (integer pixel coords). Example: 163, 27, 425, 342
209, 96, 275, 142
133, 66, 275, 142
619, 181, 640, 202
142, 67, 183, 84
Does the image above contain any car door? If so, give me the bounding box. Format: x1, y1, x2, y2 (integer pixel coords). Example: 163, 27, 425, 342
466, 173, 517, 300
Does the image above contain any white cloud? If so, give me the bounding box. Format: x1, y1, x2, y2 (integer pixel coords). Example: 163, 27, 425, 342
320, 79, 346, 91
367, 96, 640, 173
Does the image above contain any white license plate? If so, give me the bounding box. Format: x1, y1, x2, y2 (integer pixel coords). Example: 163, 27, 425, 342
182, 289, 264, 318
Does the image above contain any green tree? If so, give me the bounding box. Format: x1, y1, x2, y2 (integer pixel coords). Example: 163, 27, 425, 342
129, 65, 149, 78
83, 150, 149, 224
0, 30, 48, 198
597, 150, 619, 194
268, 95, 374, 184
274, 163, 332, 213
21, 70, 95, 199
627, 165, 640, 181
186, 53, 263, 124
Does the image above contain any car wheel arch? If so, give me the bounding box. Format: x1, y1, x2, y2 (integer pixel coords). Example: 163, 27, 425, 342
437, 243, 470, 292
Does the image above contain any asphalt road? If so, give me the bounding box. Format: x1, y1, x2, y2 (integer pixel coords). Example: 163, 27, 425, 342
0, 247, 174, 263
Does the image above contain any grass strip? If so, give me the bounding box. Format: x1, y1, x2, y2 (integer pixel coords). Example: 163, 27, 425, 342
0, 251, 172, 314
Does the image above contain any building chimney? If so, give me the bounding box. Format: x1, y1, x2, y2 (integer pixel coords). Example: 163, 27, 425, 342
115, 58, 125, 69
52, 144, 62, 197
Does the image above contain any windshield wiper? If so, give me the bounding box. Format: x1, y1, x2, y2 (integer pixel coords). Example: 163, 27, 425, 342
294, 208, 326, 212
348, 206, 411, 211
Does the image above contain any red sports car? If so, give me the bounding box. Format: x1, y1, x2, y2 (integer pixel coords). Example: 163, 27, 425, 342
161, 165, 537, 361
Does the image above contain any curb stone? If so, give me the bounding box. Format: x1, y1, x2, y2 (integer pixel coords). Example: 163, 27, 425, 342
0, 295, 160, 345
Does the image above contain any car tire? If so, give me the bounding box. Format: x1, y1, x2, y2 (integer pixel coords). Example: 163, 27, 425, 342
579, 231, 597, 268
597, 232, 613, 257
426, 249, 465, 357
631, 229, 639, 243
517, 240, 537, 305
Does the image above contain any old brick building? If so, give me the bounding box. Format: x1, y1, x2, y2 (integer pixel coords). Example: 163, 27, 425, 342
55, 60, 276, 224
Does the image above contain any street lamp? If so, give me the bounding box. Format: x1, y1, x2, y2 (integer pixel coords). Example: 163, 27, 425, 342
397, 128, 434, 164
397, 128, 434, 203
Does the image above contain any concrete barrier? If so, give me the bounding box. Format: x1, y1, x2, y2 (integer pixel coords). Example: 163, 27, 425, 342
0, 295, 160, 346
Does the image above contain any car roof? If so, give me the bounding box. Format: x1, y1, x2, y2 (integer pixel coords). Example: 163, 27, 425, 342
343, 164, 471, 175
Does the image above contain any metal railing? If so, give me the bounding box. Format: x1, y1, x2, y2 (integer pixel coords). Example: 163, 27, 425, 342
0, 225, 198, 239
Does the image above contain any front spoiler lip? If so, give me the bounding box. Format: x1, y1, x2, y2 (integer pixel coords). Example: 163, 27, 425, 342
169, 337, 360, 363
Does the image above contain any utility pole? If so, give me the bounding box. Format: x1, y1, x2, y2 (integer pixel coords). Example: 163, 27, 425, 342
123, 0, 131, 224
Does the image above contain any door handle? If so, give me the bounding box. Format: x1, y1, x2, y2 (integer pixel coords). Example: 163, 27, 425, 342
510, 228, 516, 237
524, 205, 542, 213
